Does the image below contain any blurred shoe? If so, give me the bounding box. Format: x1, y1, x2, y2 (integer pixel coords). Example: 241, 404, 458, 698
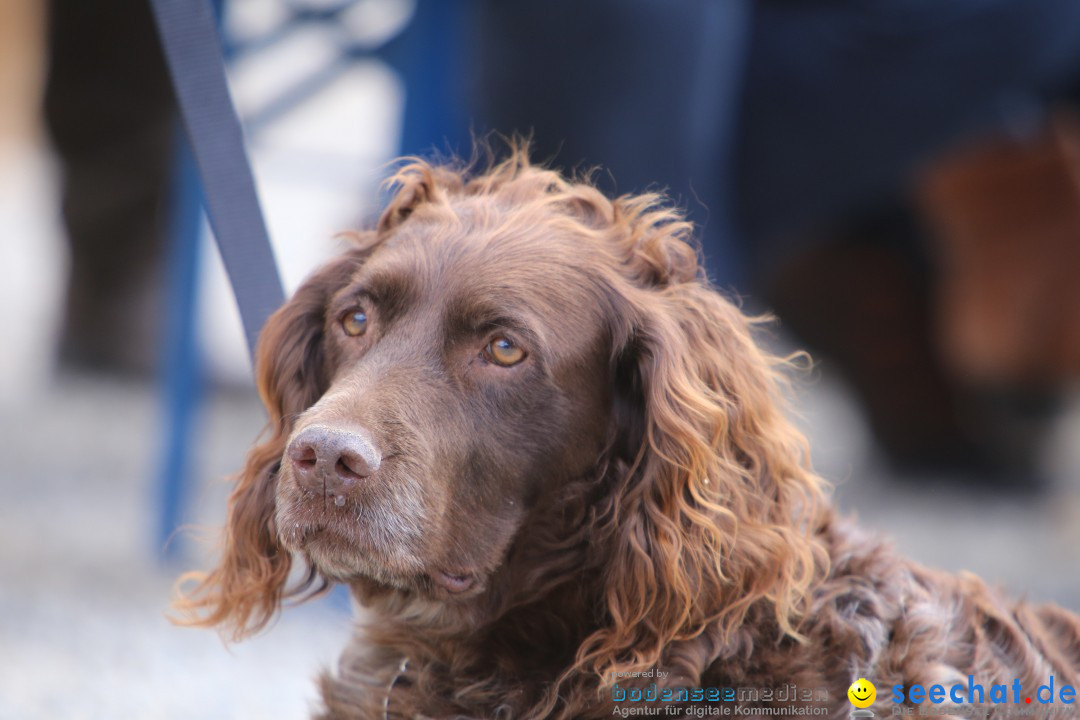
764, 210, 1053, 493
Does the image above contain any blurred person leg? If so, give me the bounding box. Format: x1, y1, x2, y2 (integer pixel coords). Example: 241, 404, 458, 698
470, 0, 752, 289
734, 0, 1080, 244
763, 205, 1019, 478
735, 0, 1080, 483
0, 0, 44, 145
43, 0, 176, 376
0, 0, 68, 403
916, 114, 1080, 476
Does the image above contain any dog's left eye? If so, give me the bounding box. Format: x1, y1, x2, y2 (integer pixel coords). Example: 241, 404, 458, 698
340, 309, 368, 337
484, 337, 526, 367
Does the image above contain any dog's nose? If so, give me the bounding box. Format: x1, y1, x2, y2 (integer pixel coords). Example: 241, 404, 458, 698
286, 425, 381, 497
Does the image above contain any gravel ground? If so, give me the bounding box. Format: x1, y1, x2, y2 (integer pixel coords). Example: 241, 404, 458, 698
0, 376, 351, 720
1, 371, 1078, 719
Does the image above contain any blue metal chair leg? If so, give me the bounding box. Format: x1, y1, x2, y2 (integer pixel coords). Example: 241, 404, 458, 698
157, 132, 204, 561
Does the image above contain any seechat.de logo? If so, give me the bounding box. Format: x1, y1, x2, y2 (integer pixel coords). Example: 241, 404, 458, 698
848, 678, 876, 718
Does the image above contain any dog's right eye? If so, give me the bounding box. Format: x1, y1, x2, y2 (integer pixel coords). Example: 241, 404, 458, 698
340, 309, 368, 337
484, 336, 526, 367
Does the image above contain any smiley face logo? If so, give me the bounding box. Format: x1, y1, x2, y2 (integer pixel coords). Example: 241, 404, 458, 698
847, 678, 876, 708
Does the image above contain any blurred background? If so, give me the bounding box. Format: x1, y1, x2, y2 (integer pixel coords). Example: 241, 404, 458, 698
2, 0, 1079, 717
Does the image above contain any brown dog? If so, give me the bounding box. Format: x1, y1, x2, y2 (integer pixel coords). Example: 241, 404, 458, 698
177, 149, 1080, 719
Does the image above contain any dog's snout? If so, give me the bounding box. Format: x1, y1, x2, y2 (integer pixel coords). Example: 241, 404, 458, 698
286, 425, 381, 496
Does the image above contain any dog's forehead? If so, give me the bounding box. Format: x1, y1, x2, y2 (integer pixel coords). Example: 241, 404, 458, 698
367, 216, 607, 308
347, 214, 616, 357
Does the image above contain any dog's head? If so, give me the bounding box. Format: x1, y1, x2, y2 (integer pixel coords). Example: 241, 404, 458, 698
177, 149, 827, 684
268, 165, 626, 601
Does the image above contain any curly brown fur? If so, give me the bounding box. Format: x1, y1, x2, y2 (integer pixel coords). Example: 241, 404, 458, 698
175, 146, 1080, 719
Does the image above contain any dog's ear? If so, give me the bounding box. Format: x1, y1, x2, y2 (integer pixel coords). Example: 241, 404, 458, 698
173, 245, 369, 639
579, 203, 828, 687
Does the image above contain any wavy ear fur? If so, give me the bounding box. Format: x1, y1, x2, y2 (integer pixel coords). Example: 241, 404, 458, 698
574, 197, 830, 689
173, 244, 371, 639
